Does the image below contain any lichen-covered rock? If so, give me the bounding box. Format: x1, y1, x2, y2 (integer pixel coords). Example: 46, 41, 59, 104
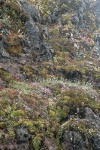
59, 69, 82, 81
18, 0, 41, 22
15, 125, 31, 143
93, 34, 100, 59
0, 0, 53, 62
85, 107, 100, 129
25, 20, 40, 50
15, 125, 33, 150
92, 133, 100, 150
62, 131, 87, 150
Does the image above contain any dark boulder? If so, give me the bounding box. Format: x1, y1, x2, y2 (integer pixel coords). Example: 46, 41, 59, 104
18, 0, 41, 22
14, 125, 33, 150
15, 125, 31, 143
62, 131, 87, 150
25, 20, 40, 50
1, 0, 53, 62
85, 107, 100, 129
19, 0, 53, 61
60, 69, 82, 81
92, 133, 100, 150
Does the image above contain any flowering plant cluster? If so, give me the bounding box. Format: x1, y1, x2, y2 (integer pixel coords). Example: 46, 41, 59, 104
32, 82, 39, 86
41, 87, 52, 96
81, 36, 94, 46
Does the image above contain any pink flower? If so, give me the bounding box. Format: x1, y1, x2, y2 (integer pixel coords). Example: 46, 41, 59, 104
41, 87, 52, 95
32, 82, 38, 86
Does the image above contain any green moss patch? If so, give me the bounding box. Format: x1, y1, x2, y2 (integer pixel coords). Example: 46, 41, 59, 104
0, 68, 12, 84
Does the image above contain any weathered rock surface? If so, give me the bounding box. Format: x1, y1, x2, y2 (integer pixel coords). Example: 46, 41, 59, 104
0, 0, 53, 62
85, 107, 100, 129
62, 131, 87, 150
92, 133, 100, 150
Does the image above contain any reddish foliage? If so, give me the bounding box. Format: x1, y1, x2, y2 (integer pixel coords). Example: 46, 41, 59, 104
0, 86, 5, 91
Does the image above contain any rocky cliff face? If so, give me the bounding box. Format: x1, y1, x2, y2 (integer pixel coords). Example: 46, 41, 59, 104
0, 0, 100, 149
0, 0, 53, 63
92, 0, 100, 61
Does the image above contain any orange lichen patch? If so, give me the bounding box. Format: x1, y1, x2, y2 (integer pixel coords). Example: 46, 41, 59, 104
0, 88, 18, 99
20, 93, 46, 109
7, 32, 22, 44
6, 89, 19, 100
0, 86, 5, 91
6, 46, 23, 57
5, 32, 24, 56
